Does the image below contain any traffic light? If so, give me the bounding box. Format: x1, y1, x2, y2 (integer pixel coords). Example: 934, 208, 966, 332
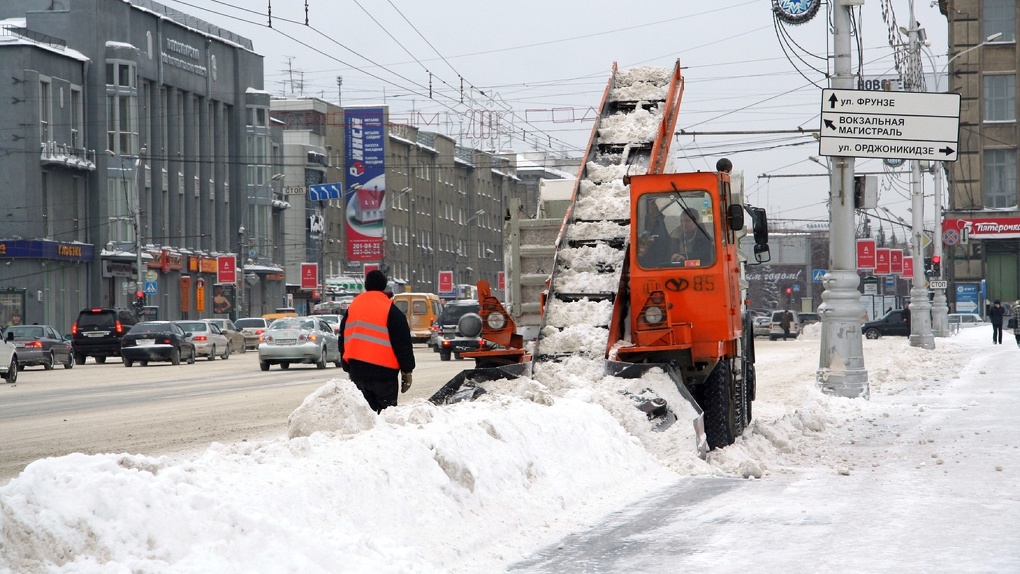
931, 254, 941, 277
923, 257, 933, 277
133, 291, 145, 316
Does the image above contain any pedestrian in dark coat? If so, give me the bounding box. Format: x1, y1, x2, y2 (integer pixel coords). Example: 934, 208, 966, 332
780, 310, 793, 340
338, 270, 416, 412
989, 300, 1006, 345
1011, 300, 1020, 347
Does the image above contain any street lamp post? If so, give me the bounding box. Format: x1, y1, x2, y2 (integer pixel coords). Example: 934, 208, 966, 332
455, 209, 485, 285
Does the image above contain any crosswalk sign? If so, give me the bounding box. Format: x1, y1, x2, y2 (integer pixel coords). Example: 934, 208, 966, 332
144, 281, 158, 295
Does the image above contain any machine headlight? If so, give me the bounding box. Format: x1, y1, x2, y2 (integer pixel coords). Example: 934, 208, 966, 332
643, 306, 665, 325
486, 312, 506, 330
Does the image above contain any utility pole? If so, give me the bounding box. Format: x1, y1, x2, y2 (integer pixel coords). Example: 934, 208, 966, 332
931, 162, 949, 336
906, 4, 936, 349
817, 1, 869, 398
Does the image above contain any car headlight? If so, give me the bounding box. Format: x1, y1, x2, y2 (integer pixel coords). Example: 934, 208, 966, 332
486, 312, 506, 330
643, 306, 665, 325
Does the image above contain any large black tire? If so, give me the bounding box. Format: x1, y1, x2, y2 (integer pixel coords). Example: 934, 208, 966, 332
44, 352, 56, 370
280, 362, 290, 370
95, 356, 106, 364
170, 347, 181, 366
187, 350, 195, 364
63, 352, 74, 369
865, 328, 881, 339
208, 346, 216, 361
440, 349, 451, 361
260, 361, 270, 371
73, 352, 86, 365
222, 344, 231, 360
124, 358, 134, 368
703, 360, 743, 450
316, 348, 327, 369
3, 357, 17, 383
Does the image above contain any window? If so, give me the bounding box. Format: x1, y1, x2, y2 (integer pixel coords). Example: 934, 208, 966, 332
636, 191, 716, 269
983, 149, 1017, 209
105, 61, 137, 155
984, 0, 1017, 43
984, 75, 1016, 122
39, 80, 50, 142
70, 88, 83, 150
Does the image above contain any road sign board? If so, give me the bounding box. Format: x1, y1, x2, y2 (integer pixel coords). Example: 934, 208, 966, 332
929, 280, 948, 289
144, 281, 158, 295
812, 268, 827, 282
818, 88, 961, 162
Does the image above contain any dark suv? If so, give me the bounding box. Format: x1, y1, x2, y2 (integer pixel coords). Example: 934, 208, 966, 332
434, 300, 484, 361
71, 308, 138, 364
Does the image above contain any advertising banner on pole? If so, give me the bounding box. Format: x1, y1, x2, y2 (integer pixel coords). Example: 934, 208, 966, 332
217, 255, 236, 284
438, 271, 454, 298
889, 249, 903, 275
301, 263, 319, 290
856, 239, 876, 269
902, 256, 913, 280
344, 107, 387, 262
875, 248, 891, 275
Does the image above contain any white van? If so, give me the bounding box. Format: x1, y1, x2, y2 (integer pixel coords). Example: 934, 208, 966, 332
769, 310, 801, 340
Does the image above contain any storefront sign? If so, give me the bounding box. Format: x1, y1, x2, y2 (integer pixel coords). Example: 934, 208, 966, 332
943, 217, 1020, 239
0, 239, 93, 261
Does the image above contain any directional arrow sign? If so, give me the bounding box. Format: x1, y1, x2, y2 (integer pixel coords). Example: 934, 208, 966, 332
818, 89, 961, 162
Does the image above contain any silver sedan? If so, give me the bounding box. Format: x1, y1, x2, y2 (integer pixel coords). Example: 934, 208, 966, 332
258, 317, 342, 371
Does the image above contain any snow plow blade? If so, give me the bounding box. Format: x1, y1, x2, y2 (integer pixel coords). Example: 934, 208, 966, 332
429, 362, 533, 405
605, 360, 709, 459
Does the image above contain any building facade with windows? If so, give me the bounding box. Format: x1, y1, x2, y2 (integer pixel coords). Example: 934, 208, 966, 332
941, 0, 1020, 304
0, 0, 286, 327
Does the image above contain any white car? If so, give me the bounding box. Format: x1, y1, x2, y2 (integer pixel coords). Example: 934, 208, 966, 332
0, 330, 18, 383
947, 313, 985, 328
258, 317, 341, 371
176, 320, 232, 360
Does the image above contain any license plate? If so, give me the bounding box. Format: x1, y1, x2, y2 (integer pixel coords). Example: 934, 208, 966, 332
275, 339, 296, 346
136, 339, 155, 346
86, 332, 107, 337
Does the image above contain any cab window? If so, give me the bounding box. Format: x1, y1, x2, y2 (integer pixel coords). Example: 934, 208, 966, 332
636, 191, 716, 269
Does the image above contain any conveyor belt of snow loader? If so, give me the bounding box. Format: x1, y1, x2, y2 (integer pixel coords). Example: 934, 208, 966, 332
533, 61, 684, 362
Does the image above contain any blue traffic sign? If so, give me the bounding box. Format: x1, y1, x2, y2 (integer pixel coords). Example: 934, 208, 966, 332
308, 183, 343, 201
144, 281, 158, 295
812, 269, 826, 283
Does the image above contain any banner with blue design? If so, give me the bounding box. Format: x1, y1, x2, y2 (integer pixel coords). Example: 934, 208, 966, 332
343, 107, 386, 262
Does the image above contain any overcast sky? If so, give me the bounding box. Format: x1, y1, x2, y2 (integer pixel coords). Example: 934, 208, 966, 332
165, 0, 949, 227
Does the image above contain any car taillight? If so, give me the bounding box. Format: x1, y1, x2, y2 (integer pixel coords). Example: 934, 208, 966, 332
71, 322, 79, 336
159, 337, 171, 344
255, 329, 265, 335
25, 341, 43, 348
193, 335, 208, 342
115, 321, 124, 335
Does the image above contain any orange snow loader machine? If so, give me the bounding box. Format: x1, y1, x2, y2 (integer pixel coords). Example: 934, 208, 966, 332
429, 60, 771, 453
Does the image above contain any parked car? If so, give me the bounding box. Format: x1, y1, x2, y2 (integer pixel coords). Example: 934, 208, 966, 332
203, 318, 247, 354
769, 310, 801, 340
0, 330, 17, 383
434, 300, 485, 361
863, 309, 911, 339
258, 317, 341, 371
313, 314, 343, 336
71, 308, 139, 364
235, 317, 271, 350
120, 321, 197, 366
799, 312, 821, 325
176, 320, 232, 360
947, 313, 985, 328
753, 315, 771, 338
2, 324, 73, 370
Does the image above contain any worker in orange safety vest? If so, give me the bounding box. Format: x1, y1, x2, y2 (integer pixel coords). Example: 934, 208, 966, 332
338, 270, 416, 412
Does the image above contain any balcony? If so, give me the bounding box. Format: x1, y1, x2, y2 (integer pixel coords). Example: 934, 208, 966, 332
40, 141, 96, 171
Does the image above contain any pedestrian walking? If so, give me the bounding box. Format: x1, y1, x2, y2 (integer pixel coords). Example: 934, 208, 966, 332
780, 310, 792, 340
1011, 300, 1020, 347
338, 270, 416, 413
989, 300, 1005, 345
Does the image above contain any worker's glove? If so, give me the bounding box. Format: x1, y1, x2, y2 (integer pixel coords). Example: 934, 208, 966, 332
401, 372, 413, 393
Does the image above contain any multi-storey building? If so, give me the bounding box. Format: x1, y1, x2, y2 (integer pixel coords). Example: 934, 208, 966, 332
941, 0, 1019, 304
0, 0, 287, 327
